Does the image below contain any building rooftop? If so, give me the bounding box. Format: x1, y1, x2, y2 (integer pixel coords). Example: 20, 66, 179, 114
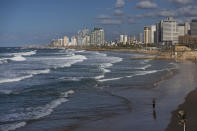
192, 19, 197, 22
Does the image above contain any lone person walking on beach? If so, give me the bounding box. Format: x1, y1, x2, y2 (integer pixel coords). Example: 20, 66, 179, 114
152, 98, 156, 109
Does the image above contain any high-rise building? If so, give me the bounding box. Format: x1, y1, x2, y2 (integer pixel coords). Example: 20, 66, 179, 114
150, 25, 156, 44
58, 39, 64, 46
156, 22, 162, 44
156, 17, 179, 45
120, 35, 124, 43
120, 35, 128, 44
77, 29, 89, 46
191, 20, 197, 35
184, 22, 190, 35
120, 35, 128, 45
178, 23, 191, 37
90, 28, 104, 46
138, 33, 143, 43
71, 36, 77, 46
144, 26, 151, 44
123, 35, 128, 45
63, 36, 69, 47
178, 24, 185, 37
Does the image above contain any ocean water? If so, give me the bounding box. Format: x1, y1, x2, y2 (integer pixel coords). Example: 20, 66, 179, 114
0, 47, 176, 131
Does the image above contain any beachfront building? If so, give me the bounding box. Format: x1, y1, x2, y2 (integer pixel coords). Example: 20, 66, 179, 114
178, 23, 191, 37
120, 35, 124, 43
58, 39, 64, 46
90, 28, 104, 46
63, 36, 69, 47
50, 38, 64, 47
185, 22, 190, 35
71, 36, 77, 46
155, 17, 179, 45
144, 26, 151, 44
138, 33, 143, 43
150, 25, 156, 44
179, 35, 197, 45
50, 39, 59, 47
191, 20, 197, 35
77, 29, 89, 47
178, 24, 185, 37
120, 35, 128, 45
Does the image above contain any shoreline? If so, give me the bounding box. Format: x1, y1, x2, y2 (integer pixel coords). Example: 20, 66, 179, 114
165, 89, 197, 131
165, 81, 197, 130
27, 46, 197, 61
22, 46, 197, 130
59, 59, 196, 131
71, 61, 197, 131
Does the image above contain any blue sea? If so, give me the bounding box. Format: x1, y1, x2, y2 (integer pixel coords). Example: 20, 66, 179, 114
0, 48, 178, 131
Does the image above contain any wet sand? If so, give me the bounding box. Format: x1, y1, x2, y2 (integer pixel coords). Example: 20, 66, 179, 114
165, 88, 197, 131
64, 61, 197, 131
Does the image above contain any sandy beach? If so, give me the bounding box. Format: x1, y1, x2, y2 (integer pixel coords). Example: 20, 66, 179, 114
61, 60, 197, 131
165, 82, 197, 131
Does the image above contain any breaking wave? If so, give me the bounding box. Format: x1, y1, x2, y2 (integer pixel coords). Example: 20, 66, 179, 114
0, 122, 26, 131
98, 77, 124, 82
135, 64, 152, 70
0, 90, 75, 131
0, 69, 50, 84
0, 50, 37, 64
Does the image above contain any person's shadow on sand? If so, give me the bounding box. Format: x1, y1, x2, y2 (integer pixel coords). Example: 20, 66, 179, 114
152, 98, 157, 120
153, 109, 157, 120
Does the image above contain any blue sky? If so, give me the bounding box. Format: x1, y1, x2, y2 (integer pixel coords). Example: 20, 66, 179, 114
0, 0, 197, 47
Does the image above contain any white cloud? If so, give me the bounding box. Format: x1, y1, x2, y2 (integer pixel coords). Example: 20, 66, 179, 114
96, 14, 112, 19
115, 0, 125, 8
114, 9, 124, 16
178, 5, 197, 17
165, 0, 194, 5
99, 19, 122, 25
128, 18, 138, 24
136, 9, 177, 18
136, 1, 158, 9
156, 9, 177, 17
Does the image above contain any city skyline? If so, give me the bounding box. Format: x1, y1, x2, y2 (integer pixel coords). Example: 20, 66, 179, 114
0, 0, 197, 46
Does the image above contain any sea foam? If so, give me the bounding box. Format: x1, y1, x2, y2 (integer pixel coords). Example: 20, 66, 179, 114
0, 50, 37, 63
135, 64, 152, 70
0, 90, 75, 130
11, 50, 37, 56
0, 69, 50, 84
0, 122, 26, 131
98, 77, 123, 82
55, 55, 87, 68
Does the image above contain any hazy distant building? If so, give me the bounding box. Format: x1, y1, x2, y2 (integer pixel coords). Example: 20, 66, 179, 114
63, 36, 69, 47
50, 39, 58, 47
71, 36, 77, 46
179, 35, 197, 45
77, 29, 89, 46
90, 28, 104, 46
144, 26, 151, 44
178, 24, 185, 37
178, 22, 191, 37
156, 17, 179, 45
84, 35, 90, 46
120, 35, 128, 45
191, 20, 197, 35
184, 22, 190, 35
58, 39, 64, 46
150, 25, 156, 44
124, 35, 128, 45
120, 35, 124, 43
138, 33, 143, 43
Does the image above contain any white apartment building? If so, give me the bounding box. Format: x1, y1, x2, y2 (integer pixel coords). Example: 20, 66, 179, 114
63, 36, 69, 47
156, 17, 179, 45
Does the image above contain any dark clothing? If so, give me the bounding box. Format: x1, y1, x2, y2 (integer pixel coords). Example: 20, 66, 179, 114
152, 99, 156, 109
